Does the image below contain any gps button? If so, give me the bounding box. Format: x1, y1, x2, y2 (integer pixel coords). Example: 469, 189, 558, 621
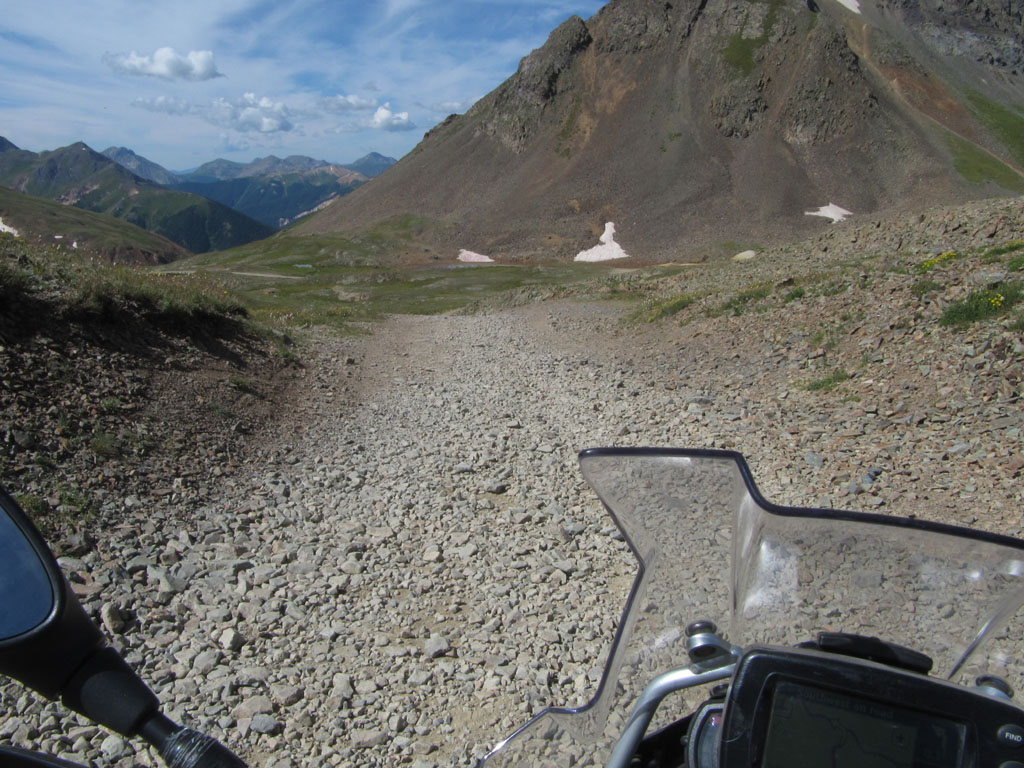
998, 724, 1024, 747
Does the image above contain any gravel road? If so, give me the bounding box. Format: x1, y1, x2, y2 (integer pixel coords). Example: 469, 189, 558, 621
3, 203, 1024, 766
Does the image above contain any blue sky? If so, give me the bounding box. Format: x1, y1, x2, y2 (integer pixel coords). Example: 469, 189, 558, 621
0, 0, 606, 171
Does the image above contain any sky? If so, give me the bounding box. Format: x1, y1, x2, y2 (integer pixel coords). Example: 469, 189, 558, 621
0, 0, 606, 171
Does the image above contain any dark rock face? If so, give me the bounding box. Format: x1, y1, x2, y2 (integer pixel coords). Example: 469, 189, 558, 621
885, 0, 1024, 72
474, 15, 593, 152
710, 76, 769, 139
593, 0, 675, 53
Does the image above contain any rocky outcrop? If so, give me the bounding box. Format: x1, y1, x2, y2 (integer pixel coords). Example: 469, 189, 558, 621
472, 15, 592, 152
886, 0, 1024, 72
592, 0, 675, 53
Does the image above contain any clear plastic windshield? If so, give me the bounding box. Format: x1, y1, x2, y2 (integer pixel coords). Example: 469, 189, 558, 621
481, 448, 1024, 767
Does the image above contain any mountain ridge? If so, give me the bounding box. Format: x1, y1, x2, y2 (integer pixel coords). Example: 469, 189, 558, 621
294, 0, 1024, 263
0, 139, 273, 254
99, 147, 396, 229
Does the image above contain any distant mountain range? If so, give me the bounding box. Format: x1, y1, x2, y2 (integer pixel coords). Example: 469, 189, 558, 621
0, 140, 397, 254
0, 140, 273, 254
101, 147, 395, 229
294, 0, 1024, 263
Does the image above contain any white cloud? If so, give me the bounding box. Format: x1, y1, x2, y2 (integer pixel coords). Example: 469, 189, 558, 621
217, 133, 251, 154
132, 92, 294, 134
371, 103, 416, 131
321, 94, 377, 113
103, 47, 223, 81
132, 95, 194, 116
209, 92, 293, 133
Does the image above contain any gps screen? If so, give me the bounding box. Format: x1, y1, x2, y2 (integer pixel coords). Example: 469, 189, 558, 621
760, 681, 967, 768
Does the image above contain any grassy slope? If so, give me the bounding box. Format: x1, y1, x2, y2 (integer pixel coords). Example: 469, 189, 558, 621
164, 219, 671, 330
0, 186, 188, 263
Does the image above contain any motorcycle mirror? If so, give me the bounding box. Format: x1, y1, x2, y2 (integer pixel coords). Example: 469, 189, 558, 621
0, 488, 61, 642
0, 487, 107, 699
0, 486, 248, 767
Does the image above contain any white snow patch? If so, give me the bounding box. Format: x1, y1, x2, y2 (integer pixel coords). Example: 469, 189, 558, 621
0, 218, 19, 238
732, 250, 757, 262
574, 222, 631, 262
458, 249, 495, 263
835, 0, 861, 13
805, 203, 853, 223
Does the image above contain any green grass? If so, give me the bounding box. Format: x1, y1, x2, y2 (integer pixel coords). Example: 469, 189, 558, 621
946, 134, 1024, 194
911, 278, 943, 298
723, 34, 762, 77
0, 233, 252, 336
229, 376, 260, 394
557, 97, 584, 157
820, 281, 849, 297
940, 281, 1023, 328
168, 223, 652, 331
0, 186, 185, 259
783, 287, 806, 303
806, 368, 852, 392
916, 250, 960, 273
965, 90, 1024, 169
983, 240, 1024, 260
633, 294, 695, 323
90, 431, 120, 458
709, 285, 772, 317
721, 0, 786, 77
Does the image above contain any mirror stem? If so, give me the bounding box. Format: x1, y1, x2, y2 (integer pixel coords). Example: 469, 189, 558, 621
140, 713, 248, 768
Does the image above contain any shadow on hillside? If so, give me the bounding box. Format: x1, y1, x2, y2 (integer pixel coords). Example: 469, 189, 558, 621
0, 279, 253, 369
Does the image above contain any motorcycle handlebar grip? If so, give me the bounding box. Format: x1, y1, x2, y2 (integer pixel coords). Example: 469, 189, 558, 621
60, 648, 160, 737
159, 728, 248, 768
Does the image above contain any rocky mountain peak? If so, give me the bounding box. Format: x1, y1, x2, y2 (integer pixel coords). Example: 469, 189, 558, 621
470, 14, 592, 152
591, 0, 675, 53
297, 0, 1024, 263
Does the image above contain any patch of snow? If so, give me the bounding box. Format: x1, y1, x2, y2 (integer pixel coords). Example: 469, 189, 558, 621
0, 218, 19, 238
458, 249, 494, 263
54, 234, 64, 239
574, 222, 631, 262
805, 203, 853, 223
834, 0, 861, 13
733, 250, 757, 262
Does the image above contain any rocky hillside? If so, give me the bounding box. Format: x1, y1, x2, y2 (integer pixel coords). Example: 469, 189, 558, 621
0, 233, 296, 539
297, 0, 1024, 263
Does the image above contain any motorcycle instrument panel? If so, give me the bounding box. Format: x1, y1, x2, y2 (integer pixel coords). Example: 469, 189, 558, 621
720, 647, 1024, 768
760, 681, 965, 768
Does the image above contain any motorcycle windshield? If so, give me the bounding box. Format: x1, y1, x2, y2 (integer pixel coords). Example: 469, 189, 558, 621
481, 448, 1024, 767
